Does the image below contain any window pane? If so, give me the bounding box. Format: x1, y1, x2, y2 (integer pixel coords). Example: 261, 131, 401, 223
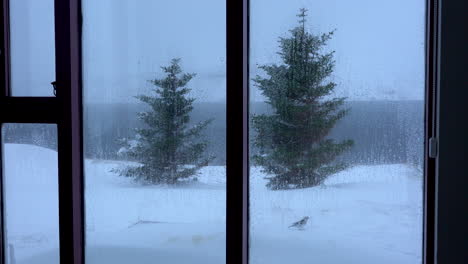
10, 0, 56, 96
2, 124, 59, 264
249, 1, 425, 263
82, 1, 226, 263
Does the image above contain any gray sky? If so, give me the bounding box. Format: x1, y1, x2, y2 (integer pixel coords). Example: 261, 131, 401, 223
10, 0, 425, 102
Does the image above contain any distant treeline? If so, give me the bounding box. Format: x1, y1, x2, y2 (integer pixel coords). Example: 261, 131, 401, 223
3, 101, 424, 169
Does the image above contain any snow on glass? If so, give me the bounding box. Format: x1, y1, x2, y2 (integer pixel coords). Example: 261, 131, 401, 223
2, 0, 425, 263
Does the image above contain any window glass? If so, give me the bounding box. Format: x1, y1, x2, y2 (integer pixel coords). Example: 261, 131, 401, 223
2, 124, 59, 264
10, 0, 56, 96
249, 1, 425, 263
82, 1, 226, 263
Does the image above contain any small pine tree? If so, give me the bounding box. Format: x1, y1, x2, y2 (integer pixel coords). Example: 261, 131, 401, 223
252, 9, 354, 190
120, 58, 213, 184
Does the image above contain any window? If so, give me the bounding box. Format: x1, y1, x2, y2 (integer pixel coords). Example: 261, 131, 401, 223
1, 0, 467, 264
2, 124, 59, 264
249, 1, 425, 263
82, 1, 226, 262
9, 0, 55, 96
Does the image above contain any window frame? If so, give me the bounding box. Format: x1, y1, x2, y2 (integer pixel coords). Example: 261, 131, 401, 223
226, 0, 249, 263
1, 0, 467, 263
433, 0, 468, 263
0, 0, 83, 263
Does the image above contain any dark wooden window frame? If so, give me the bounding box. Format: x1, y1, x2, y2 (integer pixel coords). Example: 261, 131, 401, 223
0, 0, 466, 263
0, 0, 84, 263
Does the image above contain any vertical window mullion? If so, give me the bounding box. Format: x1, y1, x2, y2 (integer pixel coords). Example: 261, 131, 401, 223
424, 0, 438, 263
54, 0, 84, 263
226, 0, 249, 263
0, 0, 10, 263
0, 0, 10, 97
435, 0, 468, 263
0, 131, 3, 264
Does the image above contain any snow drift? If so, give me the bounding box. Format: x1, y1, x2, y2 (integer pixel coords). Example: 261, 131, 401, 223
4, 144, 422, 264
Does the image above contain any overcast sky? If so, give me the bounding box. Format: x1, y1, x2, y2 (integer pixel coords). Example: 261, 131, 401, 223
10, 0, 425, 102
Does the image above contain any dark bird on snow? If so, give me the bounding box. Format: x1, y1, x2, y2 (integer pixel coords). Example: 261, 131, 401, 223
289, 216, 309, 229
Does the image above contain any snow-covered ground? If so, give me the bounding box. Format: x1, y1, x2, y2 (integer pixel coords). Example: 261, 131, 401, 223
4, 144, 422, 264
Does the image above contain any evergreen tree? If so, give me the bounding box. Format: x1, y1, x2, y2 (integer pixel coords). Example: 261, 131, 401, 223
252, 9, 353, 190
120, 58, 213, 184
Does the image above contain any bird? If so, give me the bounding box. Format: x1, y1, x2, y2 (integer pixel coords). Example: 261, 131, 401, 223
289, 216, 309, 229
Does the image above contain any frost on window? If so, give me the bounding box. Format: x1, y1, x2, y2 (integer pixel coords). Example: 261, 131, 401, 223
249, 1, 425, 263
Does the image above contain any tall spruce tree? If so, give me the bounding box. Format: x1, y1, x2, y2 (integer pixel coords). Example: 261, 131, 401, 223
252, 9, 353, 190
120, 58, 213, 184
